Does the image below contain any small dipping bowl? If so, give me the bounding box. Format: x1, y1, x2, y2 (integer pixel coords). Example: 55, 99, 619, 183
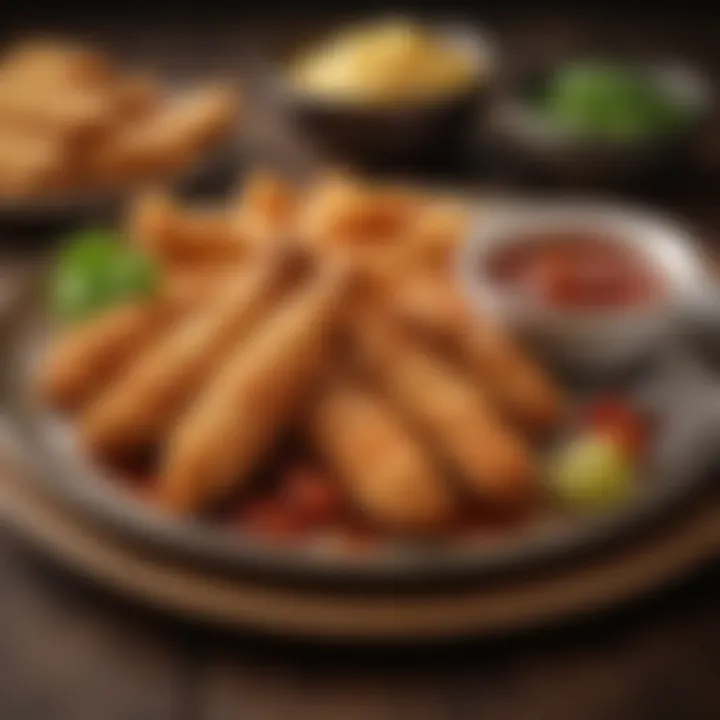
268, 20, 498, 167
458, 203, 708, 374
489, 60, 713, 187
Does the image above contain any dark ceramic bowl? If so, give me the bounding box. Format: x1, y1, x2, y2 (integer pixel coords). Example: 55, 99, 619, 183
264, 22, 498, 169
488, 59, 714, 187
0, 261, 718, 589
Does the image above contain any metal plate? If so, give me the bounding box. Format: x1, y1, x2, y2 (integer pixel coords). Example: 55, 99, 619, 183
0, 266, 718, 589
1, 449, 716, 640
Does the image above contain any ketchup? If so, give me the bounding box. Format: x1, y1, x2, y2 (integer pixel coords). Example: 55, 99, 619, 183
485, 231, 664, 309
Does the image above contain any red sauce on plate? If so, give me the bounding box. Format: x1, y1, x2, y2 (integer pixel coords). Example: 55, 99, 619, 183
112, 457, 528, 550
485, 231, 665, 309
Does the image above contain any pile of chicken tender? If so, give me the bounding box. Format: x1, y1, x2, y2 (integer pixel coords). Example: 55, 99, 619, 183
38, 170, 565, 534
0, 38, 238, 197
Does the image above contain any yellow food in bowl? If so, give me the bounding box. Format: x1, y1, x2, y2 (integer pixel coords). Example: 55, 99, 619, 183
288, 20, 481, 106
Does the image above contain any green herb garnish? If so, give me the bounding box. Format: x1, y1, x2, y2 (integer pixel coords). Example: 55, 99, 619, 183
539, 62, 690, 141
51, 228, 159, 324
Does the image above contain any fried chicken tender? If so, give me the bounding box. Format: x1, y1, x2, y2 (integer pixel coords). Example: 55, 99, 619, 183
355, 315, 537, 506
129, 190, 247, 265
159, 260, 352, 514
391, 275, 564, 431
311, 376, 456, 531
81, 251, 302, 459
91, 84, 238, 182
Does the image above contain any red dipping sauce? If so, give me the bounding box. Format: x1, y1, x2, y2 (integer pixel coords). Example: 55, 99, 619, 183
485, 231, 665, 309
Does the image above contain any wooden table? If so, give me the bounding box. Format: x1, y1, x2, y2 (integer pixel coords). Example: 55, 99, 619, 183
0, 9, 718, 719
0, 534, 716, 720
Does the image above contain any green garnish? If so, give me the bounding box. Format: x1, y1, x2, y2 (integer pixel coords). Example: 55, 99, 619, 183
51, 228, 159, 324
539, 62, 690, 141
548, 434, 635, 512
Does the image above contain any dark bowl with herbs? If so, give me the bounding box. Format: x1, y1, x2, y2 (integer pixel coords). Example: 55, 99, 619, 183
489, 59, 714, 187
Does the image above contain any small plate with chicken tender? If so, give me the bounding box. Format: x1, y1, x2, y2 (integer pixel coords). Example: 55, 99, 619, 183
2, 171, 718, 586
0, 38, 240, 222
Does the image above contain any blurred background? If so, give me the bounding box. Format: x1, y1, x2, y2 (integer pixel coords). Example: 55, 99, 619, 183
4, 3, 718, 192
0, 3, 717, 720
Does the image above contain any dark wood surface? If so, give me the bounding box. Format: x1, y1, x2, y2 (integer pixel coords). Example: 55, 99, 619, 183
0, 533, 716, 720
0, 11, 718, 720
